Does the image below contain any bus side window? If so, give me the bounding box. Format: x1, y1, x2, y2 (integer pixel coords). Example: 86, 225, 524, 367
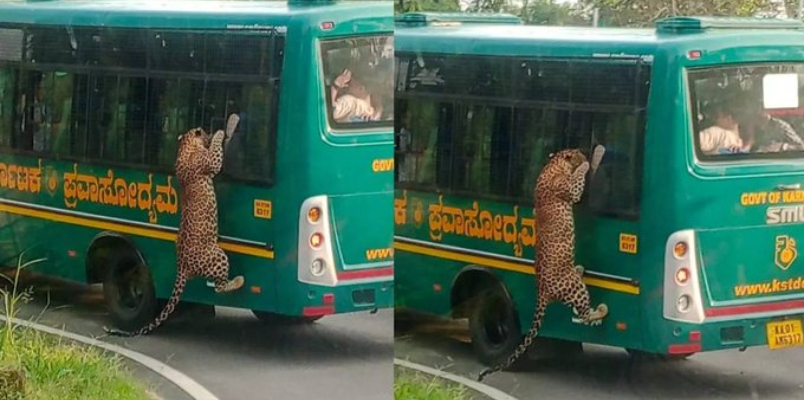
510, 108, 555, 199
585, 113, 642, 215
148, 79, 195, 169
221, 82, 276, 182
15, 71, 74, 155
0, 67, 17, 149
47, 71, 75, 157
98, 76, 150, 164
452, 104, 511, 195
395, 98, 440, 186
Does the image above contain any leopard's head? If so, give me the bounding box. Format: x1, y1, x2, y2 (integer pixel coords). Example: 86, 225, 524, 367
177, 127, 209, 156
548, 148, 587, 170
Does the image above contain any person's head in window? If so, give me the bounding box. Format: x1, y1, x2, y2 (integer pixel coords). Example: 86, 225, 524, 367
705, 102, 738, 132
331, 69, 379, 122
699, 102, 747, 155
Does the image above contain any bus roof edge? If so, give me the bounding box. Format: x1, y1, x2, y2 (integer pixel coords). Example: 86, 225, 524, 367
656, 16, 804, 33
395, 12, 523, 27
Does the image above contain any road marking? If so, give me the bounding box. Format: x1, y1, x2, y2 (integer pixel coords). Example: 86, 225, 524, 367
394, 358, 521, 400
0, 316, 220, 400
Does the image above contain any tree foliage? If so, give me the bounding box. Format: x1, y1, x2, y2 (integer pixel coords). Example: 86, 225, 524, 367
396, 0, 585, 26
396, 0, 460, 13
578, 0, 788, 27
394, 0, 799, 27
521, 0, 587, 25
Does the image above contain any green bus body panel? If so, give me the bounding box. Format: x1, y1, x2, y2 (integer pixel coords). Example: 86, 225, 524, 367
394, 190, 643, 348
395, 16, 804, 354
0, 0, 394, 316
331, 192, 394, 268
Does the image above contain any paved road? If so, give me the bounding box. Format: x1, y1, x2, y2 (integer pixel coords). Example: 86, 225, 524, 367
10, 278, 393, 400
395, 312, 804, 400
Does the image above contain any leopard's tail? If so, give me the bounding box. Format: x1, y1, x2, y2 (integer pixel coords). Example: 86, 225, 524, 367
477, 297, 547, 382
104, 274, 188, 337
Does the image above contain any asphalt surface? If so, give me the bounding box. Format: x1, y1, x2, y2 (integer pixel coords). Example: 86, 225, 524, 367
395, 312, 804, 400
9, 278, 393, 400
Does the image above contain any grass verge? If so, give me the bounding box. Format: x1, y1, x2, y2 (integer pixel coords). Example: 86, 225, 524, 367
394, 365, 474, 400
0, 252, 154, 400
0, 327, 154, 400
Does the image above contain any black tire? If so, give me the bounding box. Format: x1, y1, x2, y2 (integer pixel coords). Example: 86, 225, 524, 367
251, 310, 323, 325
102, 249, 158, 332
469, 283, 527, 369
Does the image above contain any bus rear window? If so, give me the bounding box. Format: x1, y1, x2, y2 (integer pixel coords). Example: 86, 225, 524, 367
320, 35, 393, 131
690, 64, 804, 161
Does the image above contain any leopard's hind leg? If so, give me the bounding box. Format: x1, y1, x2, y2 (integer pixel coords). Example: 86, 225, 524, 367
563, 272, 608, 326
205, 247, 244, 293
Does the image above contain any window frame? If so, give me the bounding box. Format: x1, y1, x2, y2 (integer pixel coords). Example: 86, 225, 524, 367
318, 33, 394, 135
0, 23, 285, 188
687, 62, 804, 165
394, 51, 651, 220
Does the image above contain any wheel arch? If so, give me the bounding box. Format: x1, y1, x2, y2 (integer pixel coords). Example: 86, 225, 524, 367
450, 265, 517, 320
85, 232, 148, 284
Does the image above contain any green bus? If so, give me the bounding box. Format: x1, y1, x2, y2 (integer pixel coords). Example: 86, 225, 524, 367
394, 12, 804, 366
0, 0, 394, 331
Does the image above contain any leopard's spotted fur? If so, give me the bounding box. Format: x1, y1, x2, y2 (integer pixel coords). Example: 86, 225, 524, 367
477, 149, 608, 381
106, 127, 244, 337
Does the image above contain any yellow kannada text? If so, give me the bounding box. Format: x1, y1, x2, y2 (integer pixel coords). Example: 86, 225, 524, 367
63, 164, 178, 223
395, 191, 537, 257
0, 160, 43, 194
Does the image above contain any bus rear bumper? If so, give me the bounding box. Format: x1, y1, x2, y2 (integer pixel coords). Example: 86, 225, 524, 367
300, 279, 394, 316
660, 310, 804, 354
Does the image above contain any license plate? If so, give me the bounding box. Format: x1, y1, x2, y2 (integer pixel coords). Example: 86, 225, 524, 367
766, 319, 804, 350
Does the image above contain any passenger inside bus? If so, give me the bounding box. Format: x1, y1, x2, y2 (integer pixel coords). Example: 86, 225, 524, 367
330, 68, 382, 122
322, 35, 394, 124
29, 75, 50, 152
741, 109, 804, 153
698, 102, 749, 155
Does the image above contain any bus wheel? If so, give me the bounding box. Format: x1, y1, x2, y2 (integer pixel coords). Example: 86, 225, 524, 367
102, 251, 158, 332
468, 283, 525, 368
251, 310, 323, 325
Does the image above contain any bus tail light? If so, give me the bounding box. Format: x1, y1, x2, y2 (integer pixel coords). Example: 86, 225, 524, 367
310, 232, 323, 248
677, 294, 691, 312
298, 196, 338, 286
308, 207, 321, 223
311, 258, 326, 276
673, 241, 688, 259
675, 267, 690, 285
663, 230, 705, 323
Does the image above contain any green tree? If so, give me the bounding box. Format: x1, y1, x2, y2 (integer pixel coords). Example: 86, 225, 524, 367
396, 0, 460, 13
465, 0, 508, 12
580, 0, 783, 27
519, 0, 588, 25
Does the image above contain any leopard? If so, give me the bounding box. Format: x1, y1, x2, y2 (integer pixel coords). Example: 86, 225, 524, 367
105, 125, 244, 337
477, 148, 608, 382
